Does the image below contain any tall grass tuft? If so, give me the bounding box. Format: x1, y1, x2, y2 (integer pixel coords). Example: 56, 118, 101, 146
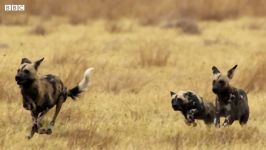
138, 41, 171, 67
239, 52, 266, 92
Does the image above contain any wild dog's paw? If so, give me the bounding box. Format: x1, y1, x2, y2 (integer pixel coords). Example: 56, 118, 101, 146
221, 125, 228, 128
38, 128, 47, 134
45, 124, 54, 135
38, 127, 52, 135
215, 124, 221, 128
185, 119, 191, 126
26, 125, 38, 139
222, 122, 229, 128
46, 127, 52, 135
25, 134, 32, 139
26, 132, 34, 139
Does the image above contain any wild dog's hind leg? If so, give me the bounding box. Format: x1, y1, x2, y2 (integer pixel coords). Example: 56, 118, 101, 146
46, 99, 64, 134
27, 112, 39, 139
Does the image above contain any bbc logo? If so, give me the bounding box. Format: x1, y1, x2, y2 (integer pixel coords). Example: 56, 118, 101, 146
4, 4, 25, 12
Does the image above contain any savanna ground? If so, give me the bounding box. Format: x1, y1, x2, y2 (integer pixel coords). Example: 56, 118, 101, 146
1, 1, 266, 149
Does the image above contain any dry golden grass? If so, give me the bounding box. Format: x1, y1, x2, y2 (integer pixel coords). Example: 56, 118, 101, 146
161, 18, 201, 34
3, 0, 266, 25
1, 17, 266, 149
137, 40, 171, 67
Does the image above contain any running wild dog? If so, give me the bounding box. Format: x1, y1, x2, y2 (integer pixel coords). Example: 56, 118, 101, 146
15, 58, 93, 139
170, 91, 215, 126
212, 65, 249, 127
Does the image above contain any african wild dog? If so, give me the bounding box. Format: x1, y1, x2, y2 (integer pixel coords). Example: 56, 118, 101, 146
15, 58, 93, 139
170, 91, 215, 126
212, 65, 249, 127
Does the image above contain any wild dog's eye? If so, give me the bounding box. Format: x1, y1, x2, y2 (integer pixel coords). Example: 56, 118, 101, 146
187, 92, 192, 96
24, 70, 30, 74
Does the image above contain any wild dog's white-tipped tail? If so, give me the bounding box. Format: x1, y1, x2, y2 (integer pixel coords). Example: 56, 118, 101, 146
68, 68, 94, 100
78, 67, 94, 92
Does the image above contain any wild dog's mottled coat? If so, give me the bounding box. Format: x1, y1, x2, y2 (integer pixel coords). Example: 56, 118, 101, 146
212, 65, 249, 127
15, 58, 93, 139
170, 91, 215, 126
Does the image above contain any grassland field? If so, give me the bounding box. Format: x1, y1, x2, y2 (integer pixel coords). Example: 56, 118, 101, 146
0, 17, 266, 149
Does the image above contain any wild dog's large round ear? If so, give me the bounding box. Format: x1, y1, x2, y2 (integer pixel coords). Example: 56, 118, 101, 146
34, 57, 44, 70
212, 66, 221, 80
227, 64, 238, 79
212, 66, 220, 75
170, 91, 176, 97
21, 58, 31, 64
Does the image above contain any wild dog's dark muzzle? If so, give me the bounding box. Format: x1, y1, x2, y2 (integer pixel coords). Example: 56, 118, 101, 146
213, 80, 227, 94
15, 75, 21, 81
212, 84, 221, 94
172, 98, 182, 111
212, 87, 219, 93
15, 74, 32, 85
15, 75, 23, 85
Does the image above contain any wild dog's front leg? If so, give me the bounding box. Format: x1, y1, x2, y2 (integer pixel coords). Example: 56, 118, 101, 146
187, 109, 198, 127
37, 108, 49, 125
26, 112, 38, 139
223, 115, 233, 127
23, 96, 36, 112
222, 104, 234, 127
24, 97, 39, 139
214, 100, 221, 128
214, 112, 220, 127
37, 108, 51, 134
